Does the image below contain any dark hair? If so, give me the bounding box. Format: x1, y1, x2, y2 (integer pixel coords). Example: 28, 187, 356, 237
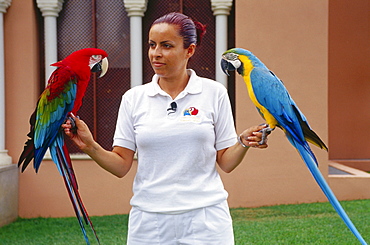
152, 12, 206, 48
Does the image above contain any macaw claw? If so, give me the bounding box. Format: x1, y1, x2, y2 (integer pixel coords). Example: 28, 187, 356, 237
66, 115, 80, 133
258, 126, 274, 145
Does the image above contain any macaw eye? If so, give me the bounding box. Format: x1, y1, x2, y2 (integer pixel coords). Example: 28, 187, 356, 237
224, 52, 238, 61
89, 55, 103, 68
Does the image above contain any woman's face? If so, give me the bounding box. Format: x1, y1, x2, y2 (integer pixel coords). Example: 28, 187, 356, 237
148, 23, 194, 79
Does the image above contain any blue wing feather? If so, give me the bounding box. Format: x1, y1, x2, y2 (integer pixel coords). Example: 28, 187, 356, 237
250, 67, 306, 144
33, 72, 77, 171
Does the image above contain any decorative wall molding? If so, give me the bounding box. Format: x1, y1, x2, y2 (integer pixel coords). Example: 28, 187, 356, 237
36, 0, 64, 17
123, 0, 147, 17
0, 0, 11, 13
211, 0, 233, 16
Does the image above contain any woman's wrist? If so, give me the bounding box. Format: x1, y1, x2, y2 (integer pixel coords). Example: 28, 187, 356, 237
237, 134, 250, 149
80, 140, 99, 154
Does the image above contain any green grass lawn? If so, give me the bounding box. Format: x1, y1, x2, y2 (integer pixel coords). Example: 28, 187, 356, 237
0, 199, 369, 244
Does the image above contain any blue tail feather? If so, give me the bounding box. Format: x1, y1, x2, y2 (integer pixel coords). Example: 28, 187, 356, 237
53, 138, 92, 244
295, 142, 367, 244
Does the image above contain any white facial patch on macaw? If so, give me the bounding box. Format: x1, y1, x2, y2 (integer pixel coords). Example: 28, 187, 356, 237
223, 53, 241, 69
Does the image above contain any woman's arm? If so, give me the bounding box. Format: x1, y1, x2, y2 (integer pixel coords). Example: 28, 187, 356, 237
62, 116, 134, 178
216, 124, 268, 173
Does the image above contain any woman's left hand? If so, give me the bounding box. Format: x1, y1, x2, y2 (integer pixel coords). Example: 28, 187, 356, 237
239, 124, 269, 149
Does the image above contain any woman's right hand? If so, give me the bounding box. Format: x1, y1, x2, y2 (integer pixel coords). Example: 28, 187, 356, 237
62, 115, 95, 152
62, 114, 134, 178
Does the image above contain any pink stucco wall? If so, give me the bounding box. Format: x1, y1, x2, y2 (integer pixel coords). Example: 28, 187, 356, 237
4, 0, 370, 218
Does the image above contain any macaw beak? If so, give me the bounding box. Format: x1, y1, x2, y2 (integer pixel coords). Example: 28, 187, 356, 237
221, 54, 243, 76
221, 58, 233, 76
91, 57, 109, 78
99, 57, 109, 78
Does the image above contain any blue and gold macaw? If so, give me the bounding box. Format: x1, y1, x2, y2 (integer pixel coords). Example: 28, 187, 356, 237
221, 48, 366, 244
18, 48, 109, 245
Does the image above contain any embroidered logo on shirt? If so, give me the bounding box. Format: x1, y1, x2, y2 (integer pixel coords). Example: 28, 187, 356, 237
180, 107, 200, 122
183, 107, 199, 116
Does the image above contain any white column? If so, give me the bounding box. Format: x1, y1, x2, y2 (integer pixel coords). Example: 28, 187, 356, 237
36, 0, 64, 85
123, 0, 147, 87
0, 0, 11, 165
211, 0, 233, 88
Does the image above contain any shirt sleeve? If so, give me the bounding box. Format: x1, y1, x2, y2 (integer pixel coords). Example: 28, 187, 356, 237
214, 89, 237, 151
113, 92, 137, 152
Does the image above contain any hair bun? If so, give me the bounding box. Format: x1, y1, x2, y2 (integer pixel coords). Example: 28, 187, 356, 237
194, 21, 206, 47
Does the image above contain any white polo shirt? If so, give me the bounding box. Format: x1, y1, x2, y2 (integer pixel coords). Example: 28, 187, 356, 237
113, 69, 237, 213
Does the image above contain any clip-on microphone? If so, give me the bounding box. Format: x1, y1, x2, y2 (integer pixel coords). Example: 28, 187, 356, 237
167, 101, 177, 115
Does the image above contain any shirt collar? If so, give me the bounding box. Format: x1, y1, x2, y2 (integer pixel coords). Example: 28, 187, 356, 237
147, 69, 202, 97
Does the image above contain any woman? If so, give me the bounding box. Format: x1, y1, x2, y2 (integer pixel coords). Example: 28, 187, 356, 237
63, 12, 268, 245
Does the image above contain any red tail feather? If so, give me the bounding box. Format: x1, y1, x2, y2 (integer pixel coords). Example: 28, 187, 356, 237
56, 143, 100, 244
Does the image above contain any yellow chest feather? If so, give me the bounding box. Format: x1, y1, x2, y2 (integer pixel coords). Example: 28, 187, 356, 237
239, 56, 278, 128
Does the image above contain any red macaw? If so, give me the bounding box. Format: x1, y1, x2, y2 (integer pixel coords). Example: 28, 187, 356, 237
18, 48, 108, 245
